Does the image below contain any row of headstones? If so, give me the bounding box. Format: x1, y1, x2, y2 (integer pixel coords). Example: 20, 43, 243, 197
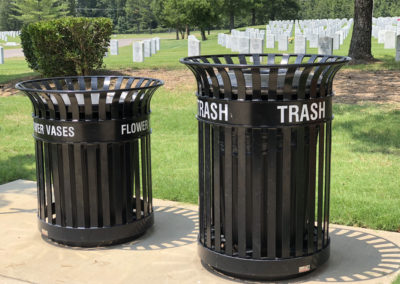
230, 28, 265, 40
131, 38, 160, 62
218, 34, 264, 54
0, 31, 21, 64
218, 30, 348, 56
372, 17, 400, 49
105, 38, 161, 61
0, 31, 20, 42
266, 33, 345, 53
218, 32, 339, 55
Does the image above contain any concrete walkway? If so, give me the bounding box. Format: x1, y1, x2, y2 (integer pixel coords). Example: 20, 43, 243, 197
0, 180, 399, 284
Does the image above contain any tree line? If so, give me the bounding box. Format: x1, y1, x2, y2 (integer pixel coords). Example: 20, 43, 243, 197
0, 0, 400, 40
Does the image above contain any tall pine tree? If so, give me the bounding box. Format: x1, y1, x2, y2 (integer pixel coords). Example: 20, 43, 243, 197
12, 0, 68, 24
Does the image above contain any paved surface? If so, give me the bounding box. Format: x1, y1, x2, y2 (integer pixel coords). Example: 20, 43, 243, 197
0, 180, 399, 284
3, 48, 24, 58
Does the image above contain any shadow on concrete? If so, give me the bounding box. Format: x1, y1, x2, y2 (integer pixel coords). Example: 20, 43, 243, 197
118, 206, 198, 251
42, 205, 199, 251
202, 227, 400, 283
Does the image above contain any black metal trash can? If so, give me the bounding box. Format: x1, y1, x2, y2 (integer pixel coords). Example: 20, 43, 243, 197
16, 76, 163, 247
180, 54, 350, 280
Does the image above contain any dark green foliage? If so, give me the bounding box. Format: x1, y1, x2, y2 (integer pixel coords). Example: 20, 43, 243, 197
20, 17, 113, 76
298, 0, 354, 20
373, 0, 400, 17
12, 0, 69, 25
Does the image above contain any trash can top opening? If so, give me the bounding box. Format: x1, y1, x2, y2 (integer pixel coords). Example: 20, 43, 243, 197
180, 53, 351, 69
15, 76, 164, 94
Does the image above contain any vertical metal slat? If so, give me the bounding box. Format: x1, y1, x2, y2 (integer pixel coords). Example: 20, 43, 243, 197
224, 127, 233, 255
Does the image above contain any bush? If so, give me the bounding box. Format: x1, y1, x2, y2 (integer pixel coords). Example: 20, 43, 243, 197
20, 17, 113, 76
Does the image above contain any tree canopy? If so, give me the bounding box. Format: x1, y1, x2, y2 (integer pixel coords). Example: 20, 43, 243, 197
0, 0, 399, 37
12, 0, 69, 24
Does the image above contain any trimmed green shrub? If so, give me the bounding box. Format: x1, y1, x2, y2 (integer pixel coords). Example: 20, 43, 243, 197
20, 17, 113, 76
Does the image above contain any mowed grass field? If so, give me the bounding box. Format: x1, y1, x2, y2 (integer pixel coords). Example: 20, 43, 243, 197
0, 27, 399, 232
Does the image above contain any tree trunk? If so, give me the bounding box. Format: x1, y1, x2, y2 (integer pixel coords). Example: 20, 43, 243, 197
201, 28, 207, 40
348, 0, 374, 62
180, 29, 185, 39
229, 11, 234, 30
186, 25, 190, 36
176, 28, 179, 40
251, 8, 256, 26
208, 29, 210, 35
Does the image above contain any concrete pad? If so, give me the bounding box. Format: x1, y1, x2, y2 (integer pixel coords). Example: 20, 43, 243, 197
0, 180, 399, 284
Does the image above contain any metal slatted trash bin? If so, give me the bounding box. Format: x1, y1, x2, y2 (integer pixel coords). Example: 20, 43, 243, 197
15, 76, 163, 247
180, 54, 350, 280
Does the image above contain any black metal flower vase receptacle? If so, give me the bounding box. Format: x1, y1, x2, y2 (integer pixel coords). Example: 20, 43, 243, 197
180, 54, 350, 280
16, 76, 163, 247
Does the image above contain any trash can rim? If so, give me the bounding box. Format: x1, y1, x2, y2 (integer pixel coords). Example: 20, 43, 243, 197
15, 75, 164, 94
180, 53, 351, 69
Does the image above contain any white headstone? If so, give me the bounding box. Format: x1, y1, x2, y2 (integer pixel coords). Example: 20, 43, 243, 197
110, 39, 119, 55
278, 35, 288, 51
230, 36, 239, 52
188, 37, 200, 56
333, 33, 340, 50
309, 34, 319, 48
238, 37, 250, 53
219, 33, 226, 46
250, 38, 263, 54
266, 34, 275, 48
155, 37, 160, 51
318, 37, 333, 55
133, 41, 144, 62
339, 30, 345, 45
225, 35, 231, 49
384, 30, 396, 49
0, 47, 3, 64
294, 35, 306, 54
151, 38, 157, 55
143, 40, 151, 57
396, 35, 400, 62
378, 30, 386, 44
218, 33, 223, 45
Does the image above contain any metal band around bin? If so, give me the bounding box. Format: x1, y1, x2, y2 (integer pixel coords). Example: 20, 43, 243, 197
196, 96, 332, 127
33, 116, 150, 143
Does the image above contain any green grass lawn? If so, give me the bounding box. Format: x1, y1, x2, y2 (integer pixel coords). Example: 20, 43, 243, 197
1, 27, 400, 84
394, 274, 400, 284
1, 92, 399, 232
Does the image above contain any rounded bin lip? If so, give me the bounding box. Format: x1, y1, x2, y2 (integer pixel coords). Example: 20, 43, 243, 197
15, 75, 164, 94
180, 53, 351, 69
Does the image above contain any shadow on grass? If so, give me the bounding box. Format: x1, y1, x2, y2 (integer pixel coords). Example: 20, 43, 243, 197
343, 55, 400, 71
0, 153, 36, 186
334, 104, 400, 155
0, 72, 38, 85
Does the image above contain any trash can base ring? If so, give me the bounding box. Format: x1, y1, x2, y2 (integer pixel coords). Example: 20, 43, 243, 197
38, 214, 154, 247
198, 240, 330, 280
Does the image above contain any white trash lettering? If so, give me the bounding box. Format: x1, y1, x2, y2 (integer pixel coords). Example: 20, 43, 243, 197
121, 120, 149, 135
198, 100, 228, 122
277, 102, 325, 123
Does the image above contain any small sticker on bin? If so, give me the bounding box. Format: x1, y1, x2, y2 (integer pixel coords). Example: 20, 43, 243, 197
299, 264, 311, 273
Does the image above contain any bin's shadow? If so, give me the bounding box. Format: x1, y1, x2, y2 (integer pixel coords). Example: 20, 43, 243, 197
202, 227, 400, 283
118, 205, 199, 251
